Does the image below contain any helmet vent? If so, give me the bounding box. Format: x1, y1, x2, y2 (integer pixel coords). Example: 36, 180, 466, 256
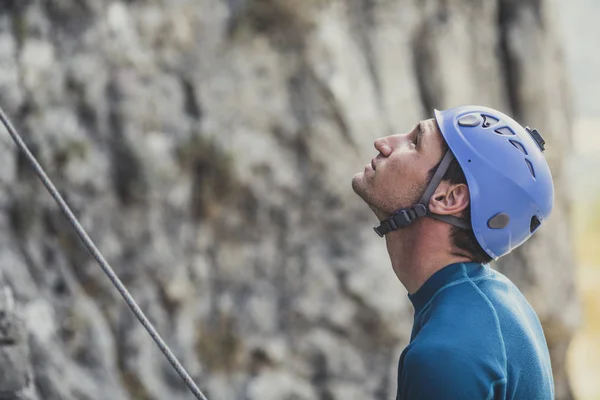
494, 127, 515, 136
530, 215, 541, 233
458, 114, 482, 127
509, 140, 528, 155
525, 159, 535, 178
488, 213, 510, 229
482, 115, 499, 128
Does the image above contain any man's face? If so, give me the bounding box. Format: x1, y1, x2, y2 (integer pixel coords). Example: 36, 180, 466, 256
352, 118, 447, 218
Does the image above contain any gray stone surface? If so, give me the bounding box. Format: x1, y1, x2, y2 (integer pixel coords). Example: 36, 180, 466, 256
0, 0, 578, 399
0, 271, 37, 400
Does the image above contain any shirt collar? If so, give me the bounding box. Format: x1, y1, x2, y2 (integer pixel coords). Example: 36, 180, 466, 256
408, 262, 489, 315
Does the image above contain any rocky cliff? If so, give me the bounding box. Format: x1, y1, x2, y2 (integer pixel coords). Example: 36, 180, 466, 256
0, 0, 579, 399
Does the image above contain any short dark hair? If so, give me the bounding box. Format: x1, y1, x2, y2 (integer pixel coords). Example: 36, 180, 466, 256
428, 145, 493, 264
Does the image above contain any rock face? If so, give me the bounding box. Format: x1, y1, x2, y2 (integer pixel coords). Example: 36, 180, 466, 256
0, 0, 578, 399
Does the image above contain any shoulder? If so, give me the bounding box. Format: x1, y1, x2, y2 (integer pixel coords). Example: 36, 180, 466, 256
400, 342, 504, 399
418, 275, 508, 369
404, 341, 479, 375
422, 275, 502, 332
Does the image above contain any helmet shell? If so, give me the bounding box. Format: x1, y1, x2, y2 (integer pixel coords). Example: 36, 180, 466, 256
434, 105, 554, 259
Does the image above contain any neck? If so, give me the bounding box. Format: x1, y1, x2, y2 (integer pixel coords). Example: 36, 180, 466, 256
384, 219, 473, 294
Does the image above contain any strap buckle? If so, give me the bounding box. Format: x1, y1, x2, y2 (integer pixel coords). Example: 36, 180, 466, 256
373, 204, 428, 237
391, 209, 411, 229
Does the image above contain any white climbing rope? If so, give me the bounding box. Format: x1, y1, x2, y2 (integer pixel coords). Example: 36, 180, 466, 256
0, 106, 208, 400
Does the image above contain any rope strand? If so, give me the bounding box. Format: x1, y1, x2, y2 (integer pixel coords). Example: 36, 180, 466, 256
0, 106, 208, 400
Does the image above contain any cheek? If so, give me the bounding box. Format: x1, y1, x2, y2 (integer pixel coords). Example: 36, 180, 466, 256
381, 155, 416, 183
378, 157, 428, 202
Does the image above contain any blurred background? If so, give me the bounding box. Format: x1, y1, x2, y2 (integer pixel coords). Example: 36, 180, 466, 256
0, 0, 596, 399
554, 0, 600, 399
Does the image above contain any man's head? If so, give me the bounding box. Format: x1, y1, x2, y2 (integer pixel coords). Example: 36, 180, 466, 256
352, 118, 490, 263
352, 119, 441, 216
353, 105, 554, 262
352, 119, 449, 217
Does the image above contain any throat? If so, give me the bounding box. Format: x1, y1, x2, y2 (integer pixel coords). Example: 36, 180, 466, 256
384, 225, 472, 294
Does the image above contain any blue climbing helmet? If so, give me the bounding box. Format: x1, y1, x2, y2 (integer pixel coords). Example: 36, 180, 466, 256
373, 105, 553, 260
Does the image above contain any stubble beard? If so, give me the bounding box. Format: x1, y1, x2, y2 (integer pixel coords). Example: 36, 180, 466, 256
352, 172, 371, 204
352, 172, 426, 222
352, 173, 390, 221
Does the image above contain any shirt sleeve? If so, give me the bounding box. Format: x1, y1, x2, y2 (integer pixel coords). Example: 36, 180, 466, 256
399, 344, 498, 400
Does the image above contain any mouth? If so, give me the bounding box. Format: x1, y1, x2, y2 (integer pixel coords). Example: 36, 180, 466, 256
371, 158, 376, 171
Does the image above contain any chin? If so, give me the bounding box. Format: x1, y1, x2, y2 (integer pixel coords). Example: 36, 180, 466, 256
351, 173, 365, 195
352, 177, 376, 209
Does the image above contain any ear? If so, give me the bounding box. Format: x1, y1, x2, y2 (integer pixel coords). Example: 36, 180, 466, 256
428, 181, 470, 216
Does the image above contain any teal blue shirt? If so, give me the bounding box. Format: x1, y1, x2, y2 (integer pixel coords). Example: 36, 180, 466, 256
396, 262, 554, 399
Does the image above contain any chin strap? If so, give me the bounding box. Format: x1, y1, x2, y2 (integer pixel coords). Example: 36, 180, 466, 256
373, 204, 428, 237
374, 150, 471, 237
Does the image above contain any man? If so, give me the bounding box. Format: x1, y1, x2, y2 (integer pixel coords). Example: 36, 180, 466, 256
352, 105, 554, 399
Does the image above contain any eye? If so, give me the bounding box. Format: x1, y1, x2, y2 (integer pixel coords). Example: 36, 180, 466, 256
413, 124, 422, 147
